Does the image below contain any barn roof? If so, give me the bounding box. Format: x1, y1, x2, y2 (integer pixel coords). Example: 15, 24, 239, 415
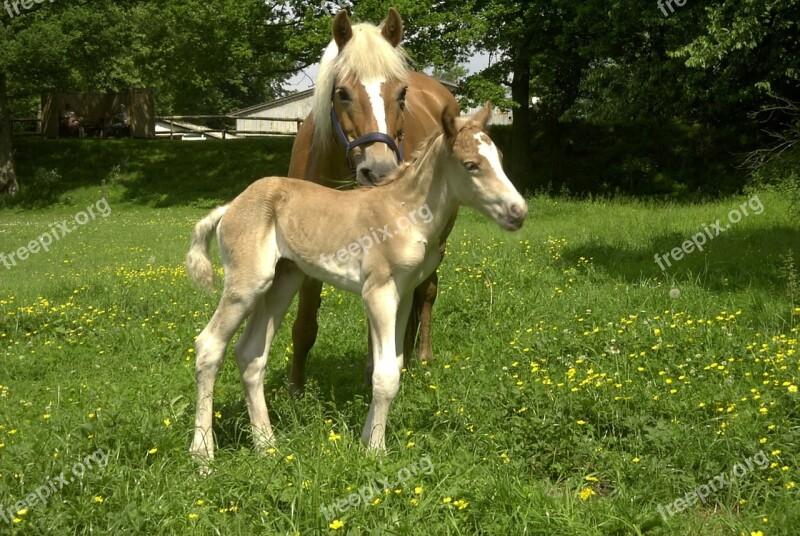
231, 89, 314, 117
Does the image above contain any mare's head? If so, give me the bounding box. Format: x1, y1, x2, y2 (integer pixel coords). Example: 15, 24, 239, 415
441, 104, 528, 231
312, 8, 409, 186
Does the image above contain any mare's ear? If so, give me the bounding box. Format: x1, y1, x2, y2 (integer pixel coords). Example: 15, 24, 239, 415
381, 8, 403, 47
472, 101, 492, 130
333, 10, 353, 50
442, 105, 459, 147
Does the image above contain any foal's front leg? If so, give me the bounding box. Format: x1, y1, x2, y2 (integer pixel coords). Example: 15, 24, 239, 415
361, 284, 403, 450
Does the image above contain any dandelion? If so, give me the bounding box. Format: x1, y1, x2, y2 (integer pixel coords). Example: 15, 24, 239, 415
443, 497, 452, 504
285, 454, 294, 462
148, 447, 158, 455
371, 498, 381, 506
788, 385, 798, 393
576, 420, 587, 425
328, 430, 341, 442
93, 496, 104, 503
196, 500, 205, 506
407, 441, 415, 448
415, 486, 423, 495
188, 513, 198, 520
453, 499, 469, 510
579, 488, 596, 500
632, 457, 640, 463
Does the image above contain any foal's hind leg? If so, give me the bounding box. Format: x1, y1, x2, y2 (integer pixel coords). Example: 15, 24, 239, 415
191, 289, 261, 462
234, 260, 304, 452
289, 277, 323, 394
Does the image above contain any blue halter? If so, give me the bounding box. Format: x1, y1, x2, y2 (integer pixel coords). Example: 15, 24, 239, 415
330, 107, 404, 172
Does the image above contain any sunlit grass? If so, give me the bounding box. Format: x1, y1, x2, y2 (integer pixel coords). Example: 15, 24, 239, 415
0, 190, 798, 534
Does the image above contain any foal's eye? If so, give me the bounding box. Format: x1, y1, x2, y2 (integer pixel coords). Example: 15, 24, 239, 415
464, 161, 479, 172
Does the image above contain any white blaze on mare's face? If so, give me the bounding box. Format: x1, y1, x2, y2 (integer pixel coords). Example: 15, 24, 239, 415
363, 78, 388, 140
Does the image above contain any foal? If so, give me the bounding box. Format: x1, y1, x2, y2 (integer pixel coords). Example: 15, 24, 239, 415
187, 104, 527, 461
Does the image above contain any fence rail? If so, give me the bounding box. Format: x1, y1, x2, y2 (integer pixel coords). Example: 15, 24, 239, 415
9, 115, 304, 139
157, 115, 304, 139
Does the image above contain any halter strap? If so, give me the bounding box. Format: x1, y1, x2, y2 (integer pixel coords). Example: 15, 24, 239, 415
330, 108, 404, 172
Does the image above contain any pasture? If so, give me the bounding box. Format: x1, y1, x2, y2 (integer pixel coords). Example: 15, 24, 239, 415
1, 139, 799, 534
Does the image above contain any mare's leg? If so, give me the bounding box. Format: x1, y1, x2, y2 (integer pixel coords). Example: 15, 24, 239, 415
234, 260, 304, 452
289, 277, 323, 394
405, 271, 439, 364
191, 288, 262, 462
361, 283, 402, 450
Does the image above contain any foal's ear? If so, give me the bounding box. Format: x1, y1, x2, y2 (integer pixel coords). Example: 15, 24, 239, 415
381, 8, 404, 48
333, 10, 353, 50
441, 105, 459, 147
472, 101, 492, 130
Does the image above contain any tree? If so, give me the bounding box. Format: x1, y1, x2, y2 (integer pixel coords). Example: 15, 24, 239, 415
0, 0, 331, 195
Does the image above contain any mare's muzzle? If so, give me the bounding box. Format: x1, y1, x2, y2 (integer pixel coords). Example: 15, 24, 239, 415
330, 109, 404, 185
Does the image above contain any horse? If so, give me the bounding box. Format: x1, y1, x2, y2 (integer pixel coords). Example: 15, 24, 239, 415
287, 8, 460, 393
186, 103, 527, 460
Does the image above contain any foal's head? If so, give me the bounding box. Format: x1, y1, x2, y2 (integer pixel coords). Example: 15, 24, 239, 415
312, 9, 409, 186
442, 104, 528, 231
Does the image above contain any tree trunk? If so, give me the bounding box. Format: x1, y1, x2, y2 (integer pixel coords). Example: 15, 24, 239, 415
0, 71, 18, 197
508, 39, 534, 186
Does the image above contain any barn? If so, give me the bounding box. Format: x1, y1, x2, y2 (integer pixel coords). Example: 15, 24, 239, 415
230, 90, 312, 136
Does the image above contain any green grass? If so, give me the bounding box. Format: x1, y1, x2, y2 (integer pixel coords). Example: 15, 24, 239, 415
1, 142, 799, 534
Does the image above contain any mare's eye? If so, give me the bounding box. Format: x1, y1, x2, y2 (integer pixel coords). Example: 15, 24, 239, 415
336, 88, 352, 102
464, 161, 479, 172
398, 87, 408, 110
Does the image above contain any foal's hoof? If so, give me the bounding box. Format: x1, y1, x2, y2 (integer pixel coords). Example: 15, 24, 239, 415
190, 453, 215, 476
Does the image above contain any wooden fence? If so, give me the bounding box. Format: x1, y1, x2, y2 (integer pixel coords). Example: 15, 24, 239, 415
10, 115, 304, 139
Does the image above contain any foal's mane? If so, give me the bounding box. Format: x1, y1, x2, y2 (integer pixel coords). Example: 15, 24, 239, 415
311, 21, 409, 151
371, 129, 445, 188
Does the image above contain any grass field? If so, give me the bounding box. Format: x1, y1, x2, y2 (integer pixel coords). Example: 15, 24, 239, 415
1, 139, 799, 534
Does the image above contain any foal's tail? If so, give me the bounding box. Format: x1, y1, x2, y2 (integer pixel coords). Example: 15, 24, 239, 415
186, 205, 228, 291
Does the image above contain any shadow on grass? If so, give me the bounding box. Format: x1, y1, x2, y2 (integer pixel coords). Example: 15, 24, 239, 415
213, 347, 373, 451
558, 226, 800, 293
9, 137, 297, 209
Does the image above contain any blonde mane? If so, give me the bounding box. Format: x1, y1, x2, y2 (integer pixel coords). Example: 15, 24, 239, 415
311, 21, 409, 151
370, 129, 445, 188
